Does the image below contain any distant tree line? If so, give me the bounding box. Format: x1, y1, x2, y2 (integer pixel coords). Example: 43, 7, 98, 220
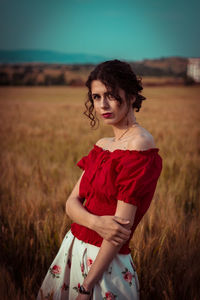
0, 60, 190, 86
0, 71, 64, 86
129, 62, 186, 77
0, 64, 88, 86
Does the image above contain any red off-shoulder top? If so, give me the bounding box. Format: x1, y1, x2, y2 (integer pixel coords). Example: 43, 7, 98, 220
71, 144, 162, 254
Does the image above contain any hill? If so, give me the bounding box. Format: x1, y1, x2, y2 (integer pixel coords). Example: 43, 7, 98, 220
0, 50, 190, 86
0, 49, 109, 64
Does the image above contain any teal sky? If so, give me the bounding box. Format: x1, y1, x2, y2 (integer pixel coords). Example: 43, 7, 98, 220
0, 0, 199, 60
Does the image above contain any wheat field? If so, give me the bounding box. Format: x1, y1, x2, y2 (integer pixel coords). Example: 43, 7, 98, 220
0, 85, 200, 300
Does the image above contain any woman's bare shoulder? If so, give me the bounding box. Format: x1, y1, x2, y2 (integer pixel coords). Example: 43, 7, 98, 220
127, 127, 155, 151
95, 137, 112, 148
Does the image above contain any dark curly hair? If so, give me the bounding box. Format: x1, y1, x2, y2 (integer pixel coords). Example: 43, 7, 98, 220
84, 59, 146, 128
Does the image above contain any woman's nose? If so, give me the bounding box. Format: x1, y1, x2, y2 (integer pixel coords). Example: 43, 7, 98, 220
100, 96, 109, 108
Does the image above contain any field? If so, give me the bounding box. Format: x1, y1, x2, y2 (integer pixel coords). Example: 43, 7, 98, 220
0, 85, 200, 300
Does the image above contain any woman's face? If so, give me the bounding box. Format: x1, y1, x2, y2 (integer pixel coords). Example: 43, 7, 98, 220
91, 80, 132, 126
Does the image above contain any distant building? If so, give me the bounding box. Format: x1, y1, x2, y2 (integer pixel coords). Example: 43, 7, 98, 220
187, 58, 200, 82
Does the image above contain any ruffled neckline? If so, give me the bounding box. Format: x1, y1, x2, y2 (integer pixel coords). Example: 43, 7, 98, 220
94, 144, 159, 154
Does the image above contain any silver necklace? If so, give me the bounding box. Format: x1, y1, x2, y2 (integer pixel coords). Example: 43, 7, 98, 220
114, 122, 139, 142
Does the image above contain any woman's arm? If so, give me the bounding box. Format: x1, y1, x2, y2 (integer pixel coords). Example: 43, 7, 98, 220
65, 173, 131, 246
81, 201, 137, 293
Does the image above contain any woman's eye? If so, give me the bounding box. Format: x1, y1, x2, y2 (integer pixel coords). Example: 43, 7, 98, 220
92, 94, 100, 100
107, 93, 115, 100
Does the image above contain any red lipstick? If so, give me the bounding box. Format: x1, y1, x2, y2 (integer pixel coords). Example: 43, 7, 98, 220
102, 113, 113, 118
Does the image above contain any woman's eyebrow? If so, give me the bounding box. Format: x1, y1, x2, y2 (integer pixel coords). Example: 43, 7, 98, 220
91, 92, 112, 97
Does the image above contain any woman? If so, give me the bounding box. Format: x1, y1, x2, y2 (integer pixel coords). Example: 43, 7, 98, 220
37, 60, 162, 300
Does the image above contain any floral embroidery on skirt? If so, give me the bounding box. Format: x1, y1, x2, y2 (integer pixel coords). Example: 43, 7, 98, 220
37, 230, 140, 300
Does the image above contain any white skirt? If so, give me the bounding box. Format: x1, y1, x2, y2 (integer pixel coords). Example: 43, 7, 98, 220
37, 230, 140, 300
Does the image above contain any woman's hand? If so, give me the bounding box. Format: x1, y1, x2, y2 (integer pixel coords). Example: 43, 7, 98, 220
92, 215, 131, 246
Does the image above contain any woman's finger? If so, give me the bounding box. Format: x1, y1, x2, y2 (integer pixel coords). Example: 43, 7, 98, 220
113, 216, 130, 224
114, 225, 131, 238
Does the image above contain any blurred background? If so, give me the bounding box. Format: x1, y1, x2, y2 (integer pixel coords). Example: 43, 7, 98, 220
0, 0, 200, 299
0, 0, 200, 85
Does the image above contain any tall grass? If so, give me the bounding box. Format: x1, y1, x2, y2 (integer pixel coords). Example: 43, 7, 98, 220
0, 86, 200, 299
